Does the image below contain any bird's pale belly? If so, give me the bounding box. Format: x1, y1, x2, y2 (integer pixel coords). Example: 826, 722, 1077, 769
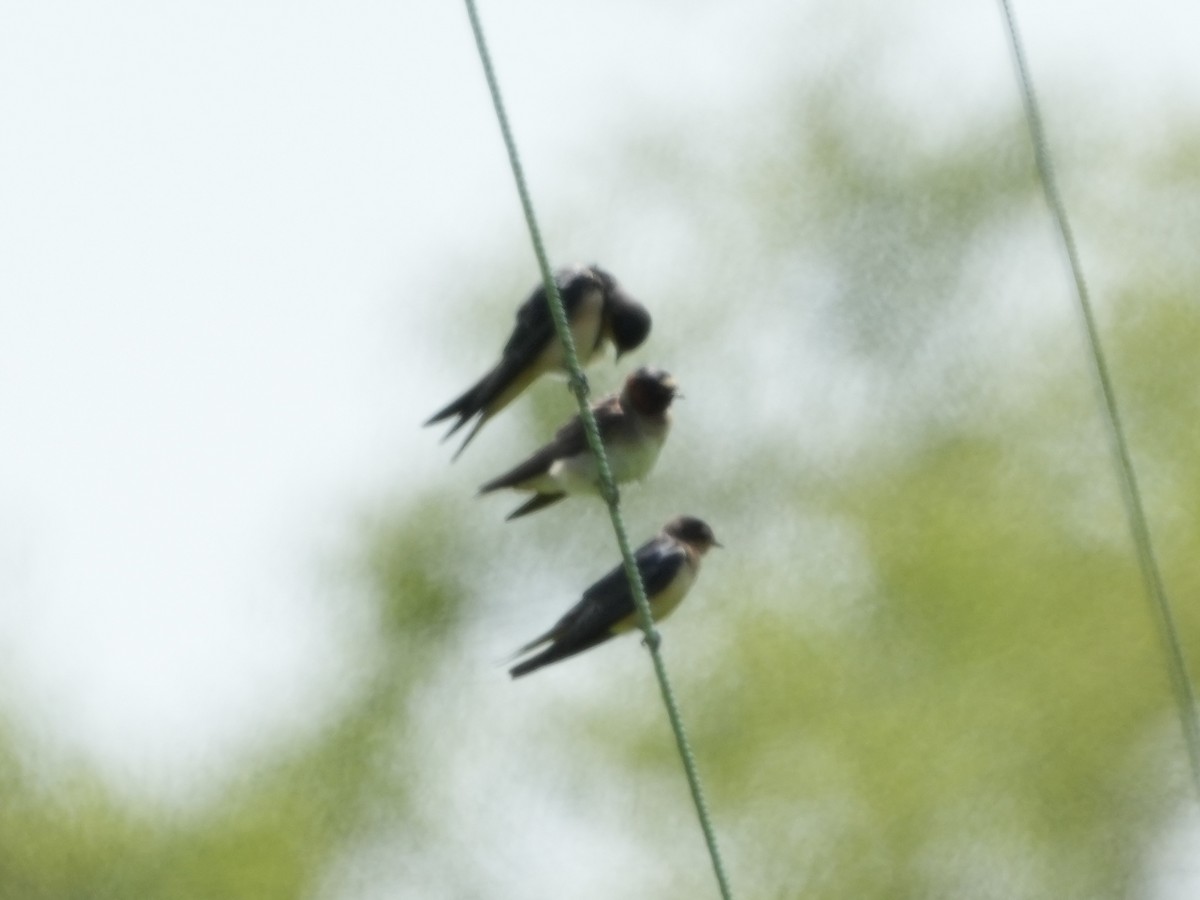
545, 432, 664, 495
612, 563, 697, 634
534, 290, 605, 373
607, 434, 664, 482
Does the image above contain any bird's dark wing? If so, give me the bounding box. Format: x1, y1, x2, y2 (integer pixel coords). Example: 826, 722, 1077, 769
501, 269, 595, 361
571, 537, 686, 627
476, 418, 581, 493
476, 393, 620, 493
424, 270, 598, 453
508, 537, 686, 678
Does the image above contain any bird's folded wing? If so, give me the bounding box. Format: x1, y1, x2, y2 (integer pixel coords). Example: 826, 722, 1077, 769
501, 272, 588, 360
568, 541, 687, 633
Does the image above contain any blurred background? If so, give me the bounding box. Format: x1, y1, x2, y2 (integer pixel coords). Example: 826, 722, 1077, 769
2, 1, 1199, 897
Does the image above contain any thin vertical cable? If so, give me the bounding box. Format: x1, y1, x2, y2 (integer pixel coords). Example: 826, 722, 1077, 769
997, 0, 1200, 795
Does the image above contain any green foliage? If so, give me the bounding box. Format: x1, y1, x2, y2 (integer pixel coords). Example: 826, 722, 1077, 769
0, 500, 474, 899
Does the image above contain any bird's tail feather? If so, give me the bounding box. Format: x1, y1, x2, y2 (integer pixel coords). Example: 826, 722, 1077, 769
425, 357, 531, 457
424, 381, 480, 429
510, 631, 612, 678
505, 493, 566, 521
451, 416, 488, 460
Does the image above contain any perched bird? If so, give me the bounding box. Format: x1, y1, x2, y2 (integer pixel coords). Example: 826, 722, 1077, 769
478, 366, 678, 520
509, 515, 720, 678
425, 265, 651, 458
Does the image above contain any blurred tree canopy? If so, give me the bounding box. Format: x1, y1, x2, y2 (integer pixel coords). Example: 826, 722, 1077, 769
4, 37, 1199, 900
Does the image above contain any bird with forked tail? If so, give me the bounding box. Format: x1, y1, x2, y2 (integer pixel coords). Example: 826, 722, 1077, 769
478, 366, 679, 520
425, 265, 650, 458
509, 515, 720, 678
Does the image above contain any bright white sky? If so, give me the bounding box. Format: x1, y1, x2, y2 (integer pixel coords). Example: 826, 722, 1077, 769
1, 3, 1198, 882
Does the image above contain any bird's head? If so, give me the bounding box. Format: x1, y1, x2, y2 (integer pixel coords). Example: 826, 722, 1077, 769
663, 515, 721, 555
590, 265, 651, 357
622, 366, 679, 416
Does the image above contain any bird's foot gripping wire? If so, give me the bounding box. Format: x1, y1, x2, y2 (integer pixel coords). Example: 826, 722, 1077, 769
599, 480, 620, 508
568, 370, 590, 402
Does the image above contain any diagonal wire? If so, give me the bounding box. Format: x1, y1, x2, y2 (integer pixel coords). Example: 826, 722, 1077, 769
462, 2, 734, 896
997, 0, 1200, 797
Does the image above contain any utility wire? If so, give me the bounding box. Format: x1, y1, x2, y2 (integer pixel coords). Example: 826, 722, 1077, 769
462, 2, 734, 895
997, 0, 1200, 796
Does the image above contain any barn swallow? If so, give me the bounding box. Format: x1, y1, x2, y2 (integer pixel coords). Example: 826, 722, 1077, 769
425, 265, 651, 458
509, 515, 720, 678
478, 366, 678, 520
